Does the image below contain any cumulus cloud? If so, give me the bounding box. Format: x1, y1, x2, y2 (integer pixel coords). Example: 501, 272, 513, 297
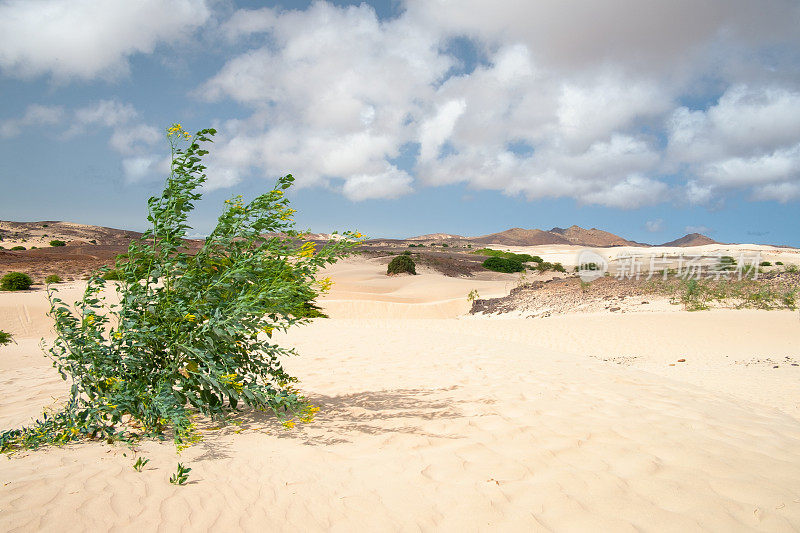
645, 219, 665, 233
669, 85, 800, 203
342, 166, 414, 201
0, 104, 64, 138
0, 0, 210, 80
186, 1, 800, 207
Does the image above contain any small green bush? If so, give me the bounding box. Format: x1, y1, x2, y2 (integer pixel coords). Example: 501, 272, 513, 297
483, 256, 524, 273
776, 261, 784, 265
0, 124, 358, 454
49, 240, 66, 247
45, 274, 62, 284
11, 246, 25, 251
388, 254, 417, 275
42, 224, 48, 228
0, 330, 13, 346
1, 272, 33, 291
759, 261, 771, 267
786, 264, 799, 273
101, 269, 122, 280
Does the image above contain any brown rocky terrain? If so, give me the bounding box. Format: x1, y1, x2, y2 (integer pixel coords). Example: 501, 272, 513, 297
549, 225, 644, 247
661, 232, 719, 247
471, 227, 572, 246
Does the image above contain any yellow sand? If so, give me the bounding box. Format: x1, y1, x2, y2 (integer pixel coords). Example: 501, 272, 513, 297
2, 255, 800, 531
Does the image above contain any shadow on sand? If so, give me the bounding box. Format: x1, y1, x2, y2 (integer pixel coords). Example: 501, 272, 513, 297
192, 386, 465, 461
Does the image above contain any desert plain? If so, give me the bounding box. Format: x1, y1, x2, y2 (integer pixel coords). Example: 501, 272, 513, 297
1, 231, 800, 531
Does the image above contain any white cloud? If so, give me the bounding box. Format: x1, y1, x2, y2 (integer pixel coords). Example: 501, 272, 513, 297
685, 225, 713, 235
418, 99, 466, 162
342, 166, 414, 201
668, 86, 800, 203
646, 219, 665, 232
110, 124, 161, 155
190, 1, 800, 207
0, 0, 210, 80
121, 155, 170, 183
0, 104, 64, 138
70, 100, 138, 132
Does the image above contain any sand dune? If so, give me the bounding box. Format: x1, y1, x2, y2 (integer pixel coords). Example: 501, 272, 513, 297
2, 256, 800, 531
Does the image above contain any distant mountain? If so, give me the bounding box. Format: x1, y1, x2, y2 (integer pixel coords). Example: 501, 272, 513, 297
549, 225, 643, 247
0, 220, 142, 246
660, 233, 719, 247
471, 228, 572, 246
407, 233, 467, 241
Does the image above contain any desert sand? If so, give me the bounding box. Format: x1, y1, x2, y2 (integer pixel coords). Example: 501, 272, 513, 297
2, 255, 800, 531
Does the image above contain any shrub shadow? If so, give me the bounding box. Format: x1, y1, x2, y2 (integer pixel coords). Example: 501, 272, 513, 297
193, 387, 465, 462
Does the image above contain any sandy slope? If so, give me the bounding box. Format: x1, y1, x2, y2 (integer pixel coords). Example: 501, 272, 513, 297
2, 256, 800, 531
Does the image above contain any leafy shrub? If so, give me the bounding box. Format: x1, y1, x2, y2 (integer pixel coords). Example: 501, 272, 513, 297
0, 124, 359, 453
551, 262, 566, 273
49, 240, 66, 247
388, 254, 416, 275
786, 264, 799, 273
45, 275, 62, 284
42, 224, 49, 228
473, 248, 542, 264
1, 272, 32, 291
403, 250, 411, 256
101, 269, 122, 280
0, 330, 13, 346
776, 261, 784, 265
11, 246, 25, 251
483, 256, 524, 273
760, 261, 771, 267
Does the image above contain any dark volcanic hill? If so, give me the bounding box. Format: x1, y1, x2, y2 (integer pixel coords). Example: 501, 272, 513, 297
660, 233, 719, 247
470, 226, 642, 247
471, 228, 572, 246
549, 225, 643, 247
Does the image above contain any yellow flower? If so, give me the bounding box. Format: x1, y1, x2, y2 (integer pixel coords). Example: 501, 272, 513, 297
84, 315, 96, 325
184, 313, 196, 322
298, 241, 316, 258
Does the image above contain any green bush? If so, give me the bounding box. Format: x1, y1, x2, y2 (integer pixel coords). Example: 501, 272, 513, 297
11, 246, 25, 251
388, 254, 416, 275
0, 124, 359, 453
49, 240, 66, 247
45, 274, 62, 284
403, 250, 411, 255
776, 261, 784, 265
759, 261, 771, 267
483, 256, 524, 273
473, 248, 542, 264
786, 264, 799, 273
0, 330, 13, 346
1, 272, 33, 291
101, 269, 122, 280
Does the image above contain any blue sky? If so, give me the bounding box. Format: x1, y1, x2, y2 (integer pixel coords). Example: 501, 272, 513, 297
1, 0, 799, 246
